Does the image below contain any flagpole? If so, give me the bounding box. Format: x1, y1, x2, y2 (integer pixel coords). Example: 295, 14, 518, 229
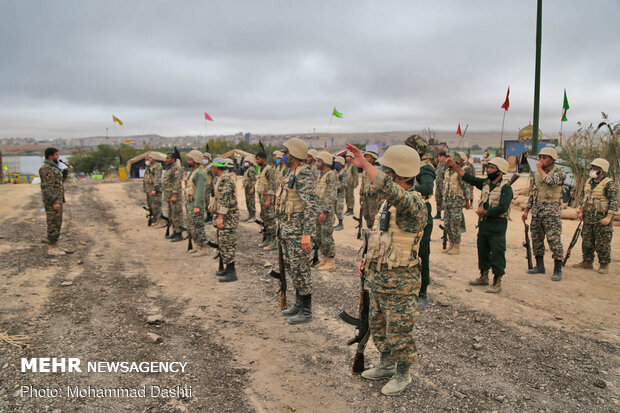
559, 118, 563, 148
327, 114, 333, 134
499, 110, 507, 157
459, 124, 469, 148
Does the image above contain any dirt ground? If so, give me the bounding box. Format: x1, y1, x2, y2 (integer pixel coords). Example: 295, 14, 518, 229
0, 177, 618, 412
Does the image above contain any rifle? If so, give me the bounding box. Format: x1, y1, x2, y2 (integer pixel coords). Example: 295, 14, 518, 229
439, 224, 448, 249
523, 222, 533, 270
187, 233, 193, 252
353, 197, 364, 240
267, 231, 286, 312
254, 218, 266, 242
205, 239, 224, 272
508, 173, 520, 186
142, 206, 154, 226
337, 232, 370, 375
161, 214, 171, 237
563, 220, 583, 267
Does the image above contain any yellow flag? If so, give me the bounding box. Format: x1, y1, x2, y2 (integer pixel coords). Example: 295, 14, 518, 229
113, 115, 123, 125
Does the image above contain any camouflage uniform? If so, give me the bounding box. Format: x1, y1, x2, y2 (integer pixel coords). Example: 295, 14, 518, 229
414, 160, 436, 298
316, 169, 338, 258
202, 164, 215, 220
185, 166, 208, 247
345, 162, 359, 212
360, 170, 380, 229
211, 171, 239, 265
365, 171, 427, 364
526, 166, 567, 260
143, 161, 163, 218
162, 161, 185, 233
443, 168, 471, 243
334, 166, 349, 222
435, 161, 447, 214
39, 160, 67, 244
579, 177, 618, 264
242, 165, 257, 218
256, 164, 277, 238
277, 165, 318, 296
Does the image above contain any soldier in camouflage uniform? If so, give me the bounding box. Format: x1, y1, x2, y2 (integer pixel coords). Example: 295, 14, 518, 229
344, 151, 359, 216
143, 153, 163, 226
346, 143, 427, 396
313, 151, 338, 272
442, 151, 471, 254
255, 151, 277, 248
209, 158, 239, 282
360, 150, 380, 230
202, 152, 215, 224
184, 150, 208, 255
434, 151, 448, 219
522, 147, 566, 281
333, 156, 349, 231
278, 138, 318, 325
163, 152, 185, 241
39, 147, 69, 256
266, 150, 288, 251
305, 149, 320, 180
241, 156, 257, 221
574, 158, 618, 274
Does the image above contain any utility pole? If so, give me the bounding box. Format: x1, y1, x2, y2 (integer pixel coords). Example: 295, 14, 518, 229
531, 0, 543, 154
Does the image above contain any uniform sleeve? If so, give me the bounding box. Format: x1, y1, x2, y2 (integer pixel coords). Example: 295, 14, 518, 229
193, 171, 206, 208
414, 166, 435, 196
266, 167, 276, 195
526, 175, 535, 209
339, 169, 348, 191
324, 173, 338, 214
542, 168, 566, 186
153, 164, 162, 191
40, 167, 62, 205
297, 169, 318, 236
218, 176, 236, 214
486, 184, 514, 217
173, 169, 183, 194
460, 174, 472, 200
462, 171, 487, 190
605, 180, 619, 215
372, 170, 417, 212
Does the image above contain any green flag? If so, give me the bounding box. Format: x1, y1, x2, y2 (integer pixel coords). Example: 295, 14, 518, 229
332, 107, 343, 118
561, 89, 569, 122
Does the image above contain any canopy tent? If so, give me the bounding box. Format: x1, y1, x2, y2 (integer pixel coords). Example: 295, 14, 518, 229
219, 149, 253, 162
126, 151, 167, 179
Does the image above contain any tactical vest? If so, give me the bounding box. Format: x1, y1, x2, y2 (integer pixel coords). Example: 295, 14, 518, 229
479, 178, 511, 219
316, 170, 335, 203
415, 160, 435, 200
209, 173, 238, 214
364, 201, 424, 271
444, 169, 464, 198
143, 166, 154, 186
583, 177, 612, 214
185, 167, 201, 202
277, 165, 308, 220
534, 165, 562, 203
256, 165, 272, 196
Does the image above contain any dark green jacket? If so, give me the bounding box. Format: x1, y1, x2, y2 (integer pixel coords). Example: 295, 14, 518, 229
463, 172, 513, 233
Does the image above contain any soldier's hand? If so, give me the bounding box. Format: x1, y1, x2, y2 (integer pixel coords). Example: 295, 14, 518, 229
345, 143, 366, 168
521, 211, 528, 223
264, 199, 271, 208
301, 234, 312, 252
318, 213, 326, 223
151, 190, 156, 195
599, 215, 612, 226
465, 200, 471, 210
578, 210, 583, 221
250, 186, 254, 194
193, 207, 200, 214
217, 215, 224, 229
475, 208, 487, 218
53, 203, 61, 212
171, 194, 178, 203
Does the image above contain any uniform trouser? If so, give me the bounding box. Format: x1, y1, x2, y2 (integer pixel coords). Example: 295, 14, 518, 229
317, 213, 336, 258
259, 194, 276, 237
187, 206, 207, 247
147, 192, 162, 218
444, 197, 465, 243
419, 203, 433, 295
582, 220, 613, 264
361, 194, 380, 229
481, 163, 488, 175
204, 192, 211, 220
244, 187, 256, 217
345, 183, 355, 211
45, 203, 63, 244
369, 290, 419, 364
335, 192, 345, 221
435, 184, 444, 213
166, 197, 184, 233
217, 211, 239, 265
530, 214, 564, 260
281, 236, 313, 295
477, 223, 507, 276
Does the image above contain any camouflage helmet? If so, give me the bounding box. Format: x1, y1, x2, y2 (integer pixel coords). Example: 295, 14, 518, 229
212, 157, 229, 168
307, 149, 318, 159
538, 146, 558, 160
590, 158, 609, 173
489, 157, 509, 174
316, 151, 333, 166
451, 151, 466, 164
187, 150, 203, 164
283, 137, 308, 159
273, 150, 282, 158
334, 156, 345, 165
345, 151, 354, 158
422, 145, 436, 161
379, 145, 420, 178
203, 152, 212, 160
404, 134, 428, 156
364, 150, 379, 160
224, 158, 235, 168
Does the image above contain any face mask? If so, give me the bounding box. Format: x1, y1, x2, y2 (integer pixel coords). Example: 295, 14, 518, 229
203, 159, 209, 165
282, 154, 288, 164
145, 160, 151, 166
589, 170, 599, 179
334, 163, 340, 169
487, 171, 500, 181
276, 159, 281, 165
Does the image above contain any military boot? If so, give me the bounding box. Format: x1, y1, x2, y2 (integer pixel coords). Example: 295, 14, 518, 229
551, 260, 563, 281
218, 263, 238, 282
361, 351, 395, 380
281, 291, 302, 316
417, 293, 428, 309
165, 231, 176, 239
245, 214, 255, 222
486, 275, 502, 293
314, 257, 326, 269
47, 243, 66, 256
170, 232, 184, 242
192, 246, 209, 257
259, 236, 271, 248
434, 211, 441, 219
334, 219, 344, 231
344, 208, 354, 216
204, 213, 213, 224
319, 257, 335, 271
288, 294, 313, 325
311, 249, 320, 267
447, 243, 460, 255
527, 255, 545, 274
573, 261, 593, 269
381, 363, 412, 396
598, 263, 609, 274
469, 269, 489, 286
442, 242, 453, 254
263, 238, 278, 251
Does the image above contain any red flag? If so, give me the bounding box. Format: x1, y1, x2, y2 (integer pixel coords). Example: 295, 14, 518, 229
204, 112, 213, 121
501, 87, 510, 111
457, 123, 462, 136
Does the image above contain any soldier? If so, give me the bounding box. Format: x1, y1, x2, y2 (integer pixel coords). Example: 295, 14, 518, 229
442, 151, 471, 254
404, 135, 436, 308
522, 147, 566, 281
434, 151, 448, 219
481, 149, 490, 175
241, 156, 257, 222
209, 158, 239, 282
143, 153, 163, 226
360, 150, 380, 230
333, 155, 349, 231
344, 151, 359, 216
305, 149, 320, 180
202, 152, 215, 224
278, 138, 318, 325
184, 150, 209, 256
266, 150, 287, 251
163, 152, 185, 242
574, 158, 618, 274
255, 151, 277, 249
346, 143, 427, 396
39, 147, 69, 256
314, 151, 338, 271
448, 156, 513, 292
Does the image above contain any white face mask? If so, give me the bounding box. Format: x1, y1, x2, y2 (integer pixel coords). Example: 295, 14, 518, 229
203, 159, 209, 165
145, 160, 151, 166
589, 170, 599, 179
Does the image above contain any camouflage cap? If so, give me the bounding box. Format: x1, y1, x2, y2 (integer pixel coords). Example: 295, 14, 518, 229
423, 145, 436, 161
404, 134, 428, 156
451, 151, 464, 163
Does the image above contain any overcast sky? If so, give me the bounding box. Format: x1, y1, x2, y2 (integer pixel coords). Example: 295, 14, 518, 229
1, 0, 619, 139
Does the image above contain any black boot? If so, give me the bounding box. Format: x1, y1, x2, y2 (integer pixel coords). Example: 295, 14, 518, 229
165, 231, 176, 239
551, 260, 563, 281
434, 211, 441, 219
418, 292, 428, 309
288, 294, 313, 325
218, 263, 238, 282
216, 264, 227, 276
204, 213, 213, 224
311, 249, 320, 267
170, 232, 184, 242
334, 219, 344, 231
344, 208, 354, 216
281, 291, 302, 316
527, 256, 545, 274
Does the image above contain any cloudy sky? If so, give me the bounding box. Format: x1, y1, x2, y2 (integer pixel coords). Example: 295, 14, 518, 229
1, 0, 619, 139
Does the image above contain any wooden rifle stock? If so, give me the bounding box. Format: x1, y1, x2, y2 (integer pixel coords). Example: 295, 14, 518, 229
563, 220, 583, 267
523, 223, 533, 270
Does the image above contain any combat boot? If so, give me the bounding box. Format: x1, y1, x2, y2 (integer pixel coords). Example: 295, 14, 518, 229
381, 363, 412, 396
598, 263, 609, 274
551, 260, 563, 281
259, 236, 271, 248
288, 294, 313, 325
447, 243, 460, 255
527, 256, 545, 274
204, 213, 213, 224
170, 232, 184, 242
281, 291, 302, 316
245, 214, 255, 223
469, 269, 489, 286
334, 219, 344, 231
192, 246, 209, 257
417, 293, 428, 309
319, 257, 335, 271
344, 208, 354, 216
314, 257, 327, 269
361, 351, 395, 380
572, 261, 593, 269
434, 211, 441, 219
218, 263, 238, 282
47, 243, 66, 256
486, 275, 502, 293
263, 238, 278, 251
311, 249, 320, 267
442, 242, 453, 254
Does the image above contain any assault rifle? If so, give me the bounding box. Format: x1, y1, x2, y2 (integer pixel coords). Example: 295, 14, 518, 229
438, 224, 448, 249
142, 206, 154, 226
254, 218, 266, 242
267, 231, 286, 312
352, 214, 363, 240
523, 222, 533, 270
563, 220, 583, 267
337, 232, 370, 375
205, 239, 224, 272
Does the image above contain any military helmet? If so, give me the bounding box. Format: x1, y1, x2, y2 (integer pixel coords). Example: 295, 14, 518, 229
538, 147, 558, 160
365, 150, 379, 160
273, 150, 282, 158
424, 145, 437, 161
307, 149, 318, 159
379, 145, 420, 178
334, 156, 345, 165
244, 156, 255, 165
283, 137, 308, 160
316, 151, 333, 166
489, 157, 509, 174
203, 152, 212, 160
404, 134, 428, 156
212, 157, 229, 168
590, 158, 609, 173
451, 151, 466, 163
188, 150, 203, 164
345, 151, 354, 158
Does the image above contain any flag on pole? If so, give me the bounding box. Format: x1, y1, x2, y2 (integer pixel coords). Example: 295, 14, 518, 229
457, 123, 462, 136
332, 107, 343, 118
113, 115, 123, 125
204, 112, 213, 121
561, 89, 570, 122
501, 87, 510, 111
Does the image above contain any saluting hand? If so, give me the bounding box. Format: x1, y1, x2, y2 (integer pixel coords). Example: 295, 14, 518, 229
345, 144, 366, 168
